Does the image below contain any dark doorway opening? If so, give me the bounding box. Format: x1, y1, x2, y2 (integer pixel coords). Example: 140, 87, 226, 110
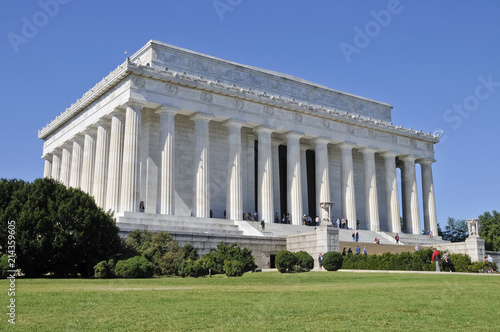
270, 254, 276, 268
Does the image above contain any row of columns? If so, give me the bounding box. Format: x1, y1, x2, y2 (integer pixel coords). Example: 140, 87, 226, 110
42, 106, 438, 235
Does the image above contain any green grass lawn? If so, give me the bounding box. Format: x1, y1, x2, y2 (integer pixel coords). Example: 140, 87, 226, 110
2, 271, 500, 331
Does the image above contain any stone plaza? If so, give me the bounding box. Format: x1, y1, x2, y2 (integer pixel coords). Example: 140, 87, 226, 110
39, 40, 477, 268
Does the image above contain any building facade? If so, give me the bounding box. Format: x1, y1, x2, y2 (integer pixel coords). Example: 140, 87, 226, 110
39, 40, 439, 236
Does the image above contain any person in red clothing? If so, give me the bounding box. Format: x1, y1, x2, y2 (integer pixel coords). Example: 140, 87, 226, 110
431, 249, 441, 272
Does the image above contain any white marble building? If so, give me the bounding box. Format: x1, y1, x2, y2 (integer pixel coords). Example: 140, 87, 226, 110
39, 40, 439, 236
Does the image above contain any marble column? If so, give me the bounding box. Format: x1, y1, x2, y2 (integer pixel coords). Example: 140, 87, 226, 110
300, 145, 309, 216
105, 112, 125, 213
80, 129, 96, 194
315, 138, 331, 222
69, 137, 84, 188
362, 148, 380, 231
93, 120, 110, 209
191, 113, 213, 218
225, 120, 244, 221
271, 139, 281, 221
51, 149, 61, 181
157, 107, 179, 215
339, 143, 356, 228
121, 102, 143, 213
383, 152, 401, 233
420, 159, 438, 236
402, 156, 421, 234
42, 154, 52, 179
60, 143, 72, 187
286, 132, 303, 225
255, 126, 274, 225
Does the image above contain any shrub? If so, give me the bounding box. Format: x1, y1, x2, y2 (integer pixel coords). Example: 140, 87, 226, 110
276, 251, 297, 273
470, 261, 498, 273
449, 253, 472, 272
145, 232, 185, 276
294, 251, 314, 271
322, 252, 343, 271
115, 256, 154, 278
224, 260, 245, 277
94, 260, 114, 279
178, 259, 207, 278
202, 242, 256, 275
182, 244, 199, 261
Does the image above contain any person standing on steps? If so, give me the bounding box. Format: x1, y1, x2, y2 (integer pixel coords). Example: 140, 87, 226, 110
395, 233, 400, 244
261, 219, 265, 233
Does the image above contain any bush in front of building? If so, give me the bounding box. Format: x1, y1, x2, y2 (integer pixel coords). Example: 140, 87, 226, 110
223, 260, 246, 277
114, 256, 154, 278
94, 260, 114, 279
322, 252, 343, 271
275, 250, 297, 273
294, 251, 314, 271
178, 259, 207, 278
201, 242, 256, 275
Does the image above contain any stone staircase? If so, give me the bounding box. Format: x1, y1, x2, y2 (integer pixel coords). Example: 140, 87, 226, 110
116, 212, 244, 237
339, 241, 416, 255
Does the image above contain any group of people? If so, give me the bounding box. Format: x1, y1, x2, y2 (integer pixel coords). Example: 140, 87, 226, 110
373, 238, 380, 245
341, 246, 367, 256
431, 249, 454, 272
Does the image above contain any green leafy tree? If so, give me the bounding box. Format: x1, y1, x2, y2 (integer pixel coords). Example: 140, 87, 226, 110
0, 178, 121, 277
145, 232, 184, 276
182, 243, 199, 261
322, 252, 343, 271
294, 251, 314, 271
114, 256, 154, 278
202, 242, 256, 275
479, 211, 500, 251
275, 250, 297, 273
442, 217, 468, 242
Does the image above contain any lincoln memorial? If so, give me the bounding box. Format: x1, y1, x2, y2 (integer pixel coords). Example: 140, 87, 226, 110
39, 40, 440, 247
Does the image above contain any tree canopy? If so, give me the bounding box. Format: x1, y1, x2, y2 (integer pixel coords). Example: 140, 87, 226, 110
441, 217, 468, 242
0, 178, 121, 277
479, 210, 500, 251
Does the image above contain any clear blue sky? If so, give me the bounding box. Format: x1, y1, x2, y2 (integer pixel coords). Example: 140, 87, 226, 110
1, 1, 499, 228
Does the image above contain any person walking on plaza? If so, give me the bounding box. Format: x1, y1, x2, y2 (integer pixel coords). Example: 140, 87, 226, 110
318, 253, 323, 270
356, 245, 361, 255
395, 233, 399, 244
431, 248, 441, 272
363, 246, 367, 255
261, 219, 265, 233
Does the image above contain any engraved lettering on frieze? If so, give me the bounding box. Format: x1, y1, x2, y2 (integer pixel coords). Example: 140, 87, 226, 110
263, 106, 274, 116
163, 52, 180, 65
427, 143, 432, 151
321, 119, 330, 128
201, 92, 213, 104
369, 130, 377, 139
392, 135, 398, 144
410, 139, 417, 148
233, 99, 244, 110
293, 113, 303, 122
131, 77, 146, 89
347, 125, 355, 134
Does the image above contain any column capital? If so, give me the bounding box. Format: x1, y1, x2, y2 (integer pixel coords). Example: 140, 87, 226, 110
156, 105, 180, 115
190, 112, 214, 122
82, 127, 97, 137
95, 118, 110, 129
253, 125, 275, 135
284, 131, 304, 140
417, 158, 436, 165
338, 141, 357, 150
247, 133, 255, 140
380, 151, 399, 159
124, 100, 146, 110
359, 146, 378, 155
70, 135, 85, 146
41, 153, 52, 161
61, 141, 73, 150
223, 119, 245, 128
108, 110, 125, 121
50, 147, 62, 156
400, 154, 417, 163
313, 137, 330, 146
272, 138, 284, 147
300, 143, 310, 152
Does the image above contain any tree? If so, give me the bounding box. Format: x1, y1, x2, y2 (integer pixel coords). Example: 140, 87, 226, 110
0, 178, 121, 277
441, 217, 468, 242
275, 251, 297, 273
479, 210, 500, 251
145, 231, 184, 276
